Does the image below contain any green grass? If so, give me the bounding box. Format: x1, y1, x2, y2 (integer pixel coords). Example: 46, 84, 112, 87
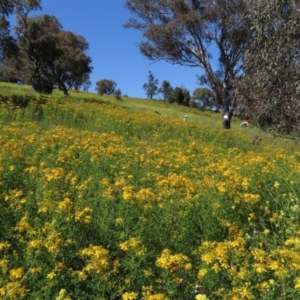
1, 81, 300, 299
0, 81, 297, 151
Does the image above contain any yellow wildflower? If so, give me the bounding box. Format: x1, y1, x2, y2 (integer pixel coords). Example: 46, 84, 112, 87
122, 291, 138, 300
56, 289, 67, 300
285, 237, 300, 246
156, 249, 189, 272
295, 277, 300, 290
201, 252, 214, 264
47, 271, 56, 280
115, 217, 123, 224
197, 268, 207, 278
112, 260, 120, 273
195, 294, 208, 300
100, 178, 109, 186
58, 197, 73, 212
45, 232, 61, 254
143, 269, 153, 277
268, 260, 280, 271
0, 242, 10, 251
80, 245, 109, 274
75, 207, 93, 224
30, 267, 42, 275
0, 259, 8, 273
184, 262, 193, 271
27, 239, 42, 250
120, 237, 145, 255
9, 267, 24, 281
74, 270, 88, 281
216, 182, 226, 193
254, 263, 267, 273
257, 281, 269, 291
144, 293, 166, 300
122, 185, 135, 201
120, 241, 130, 251
274, 181, 280, 188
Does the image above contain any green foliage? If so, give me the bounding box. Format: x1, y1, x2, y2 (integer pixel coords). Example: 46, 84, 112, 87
0, 94, 32, 109
0, 87, 300, 299
169, 86, 191, 107
0, 12, 13, 61
1, 4, 92, 95
114, 88, 122, 100
52, 31, 92, 94
235, 0, 300, 136
193, 87, 215, 111
125, 0, 250, 110
158, 80, 173, 102
0, 0, 41, 61
142, 70, 159, 99
95, 78, 117, 95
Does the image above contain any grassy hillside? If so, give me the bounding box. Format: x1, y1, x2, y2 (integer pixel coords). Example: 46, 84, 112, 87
0, 82, 300, 299
0, 82, 295, 149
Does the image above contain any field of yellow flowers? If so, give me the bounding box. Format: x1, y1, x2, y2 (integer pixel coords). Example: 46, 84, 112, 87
0, 93, 300, 300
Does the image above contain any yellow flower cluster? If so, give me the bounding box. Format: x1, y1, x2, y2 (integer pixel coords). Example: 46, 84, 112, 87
120, 237, 146, 256
1, 93, 300, 298
156, 249, 190, 272
79, 245, 109, 274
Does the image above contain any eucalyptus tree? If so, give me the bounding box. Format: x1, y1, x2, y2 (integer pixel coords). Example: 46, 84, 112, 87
14, 14, 62, 93
234, 0, 300, 135
159, 79, 173, 103
193, 87, 215, 110
51, 31, 93, 95
142, 70, 159, 99
2, 10, 92, 94
125, 0, 250, 113
96, 79, 117, 95
168, 86, 191, 106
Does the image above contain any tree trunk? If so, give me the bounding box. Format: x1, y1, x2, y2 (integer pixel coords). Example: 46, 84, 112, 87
58, 81, 69, 95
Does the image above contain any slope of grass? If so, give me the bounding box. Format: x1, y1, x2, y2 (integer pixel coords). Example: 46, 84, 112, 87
1, 81, 297, 150
0, 82, 300, 299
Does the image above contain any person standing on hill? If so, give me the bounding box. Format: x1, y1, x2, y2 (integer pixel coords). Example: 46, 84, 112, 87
220, 81, 234, 129
222, 108, 234, 129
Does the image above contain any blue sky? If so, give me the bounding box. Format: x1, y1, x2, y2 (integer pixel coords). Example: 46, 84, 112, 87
13, 0, 211, 99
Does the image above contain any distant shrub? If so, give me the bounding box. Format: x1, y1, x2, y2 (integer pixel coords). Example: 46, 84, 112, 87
114, 88, 122, 100
95, 79, 117, 95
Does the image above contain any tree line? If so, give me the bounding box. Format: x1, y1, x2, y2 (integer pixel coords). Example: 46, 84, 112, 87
96, 70, 215, 111
142, 70, 215, 110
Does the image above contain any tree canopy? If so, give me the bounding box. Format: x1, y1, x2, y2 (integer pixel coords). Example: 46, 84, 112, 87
159, 80, 173, 103
51, 30, 93, 94
0, 1, 92, 94
168, 86, 191, 107
95, 79, 117, 95
142, 70, 159, 99
14, 14, 62, 93
193, 87, 215, 110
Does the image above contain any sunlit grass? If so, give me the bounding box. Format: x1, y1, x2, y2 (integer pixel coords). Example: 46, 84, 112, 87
1, 82, 297, 150
0, 82, 300, 299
